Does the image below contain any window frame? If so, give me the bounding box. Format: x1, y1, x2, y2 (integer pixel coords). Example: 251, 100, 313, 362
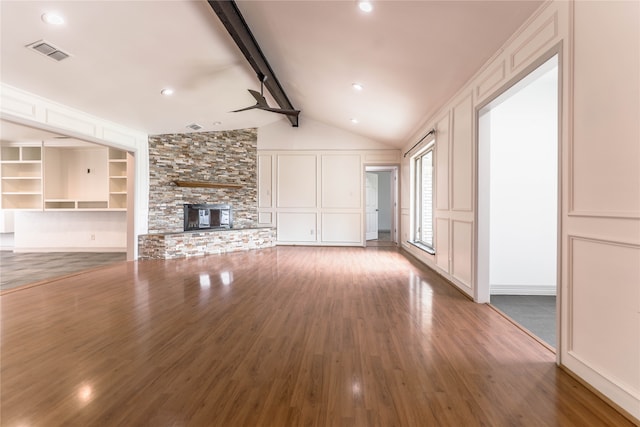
411, 141, 435, 255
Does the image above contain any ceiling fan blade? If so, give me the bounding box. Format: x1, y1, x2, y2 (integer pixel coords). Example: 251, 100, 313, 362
261, 107, 300, 117
231, 105, 259, 113
232, 84, 300, 118
248, 89, 269, 107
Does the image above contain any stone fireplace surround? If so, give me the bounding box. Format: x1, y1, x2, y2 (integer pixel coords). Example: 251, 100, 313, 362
138, 129, 275, 259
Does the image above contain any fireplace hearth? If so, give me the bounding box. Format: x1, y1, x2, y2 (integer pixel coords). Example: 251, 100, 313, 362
184, 204, 233, 231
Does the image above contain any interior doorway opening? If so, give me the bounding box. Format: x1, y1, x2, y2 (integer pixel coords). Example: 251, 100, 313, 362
0, 119, 135, 291
477, 54, 559, 349
365, 166, 398, 247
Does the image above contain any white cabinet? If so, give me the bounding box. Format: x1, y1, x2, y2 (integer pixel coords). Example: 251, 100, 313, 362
1, 141, 128, 211
0, 144, 43, 210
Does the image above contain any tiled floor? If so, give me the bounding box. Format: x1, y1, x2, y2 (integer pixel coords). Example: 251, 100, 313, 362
0, 251, 126, 291
490, 295, 556, 348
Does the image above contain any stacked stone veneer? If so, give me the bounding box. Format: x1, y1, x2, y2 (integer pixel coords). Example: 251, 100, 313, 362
138, 228, 275, 260
147, 129, 258, 233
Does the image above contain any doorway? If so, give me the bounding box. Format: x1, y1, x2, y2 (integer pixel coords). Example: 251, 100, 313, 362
477, 55, 559, 348
365, 166, 398, 247
0, 119, 134, 291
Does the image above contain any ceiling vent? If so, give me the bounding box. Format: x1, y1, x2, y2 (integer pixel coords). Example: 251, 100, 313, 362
26, 40, 70, 62
186, 123, 203, 131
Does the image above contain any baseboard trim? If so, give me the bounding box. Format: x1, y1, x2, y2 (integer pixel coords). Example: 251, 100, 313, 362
560, 365, 640, 426
490, 284, 556, 295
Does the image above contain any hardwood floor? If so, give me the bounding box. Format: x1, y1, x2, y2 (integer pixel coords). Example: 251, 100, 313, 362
0, 247, 632, 426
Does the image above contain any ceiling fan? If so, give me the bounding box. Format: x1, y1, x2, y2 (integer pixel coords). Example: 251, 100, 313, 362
232, 73, 300, 117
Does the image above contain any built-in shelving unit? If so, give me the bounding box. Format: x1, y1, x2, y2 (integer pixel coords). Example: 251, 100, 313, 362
1, 141, 128, 211
108, 148, 127, 210
0, 144, 43, 209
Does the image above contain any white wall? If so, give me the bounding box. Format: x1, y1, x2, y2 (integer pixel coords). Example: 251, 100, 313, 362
14, 211, 126, 252
400, 0, 640, 419
259, 116, 393, 151
485, 60, 558, 295
44, 145, 110, 200
258, 116, 399, 246
258, 151, 399, 246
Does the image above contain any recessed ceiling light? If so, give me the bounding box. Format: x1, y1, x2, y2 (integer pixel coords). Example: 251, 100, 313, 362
352, 83, 364, 91
42, 13, 65, 25
160, 88, 174, 96
351, 118, 359, 124
358, 1, 373, 13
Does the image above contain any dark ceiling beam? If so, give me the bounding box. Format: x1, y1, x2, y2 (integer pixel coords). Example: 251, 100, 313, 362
207, 0, 299, 127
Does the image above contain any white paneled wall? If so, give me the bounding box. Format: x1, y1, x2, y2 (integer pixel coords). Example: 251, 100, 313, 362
400, 0, 639, 420
259, 150, 399, 246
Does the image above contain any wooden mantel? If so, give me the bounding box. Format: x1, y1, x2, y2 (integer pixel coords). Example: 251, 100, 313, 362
173, 181, 243, 189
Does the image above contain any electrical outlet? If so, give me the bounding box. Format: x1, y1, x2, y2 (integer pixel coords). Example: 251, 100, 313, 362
90, 234, 96, 241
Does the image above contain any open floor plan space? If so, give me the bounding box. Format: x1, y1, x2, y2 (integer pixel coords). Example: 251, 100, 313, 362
0, 247, 630, 426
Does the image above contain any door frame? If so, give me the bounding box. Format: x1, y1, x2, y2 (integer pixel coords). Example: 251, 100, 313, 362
364, 165, 399, 246
474, 45, 563, 358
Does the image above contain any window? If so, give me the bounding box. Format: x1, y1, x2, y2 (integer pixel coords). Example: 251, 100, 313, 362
413, 145, 434, 252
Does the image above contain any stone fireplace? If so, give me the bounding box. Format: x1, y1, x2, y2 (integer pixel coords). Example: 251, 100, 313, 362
138, 128, 275, 260
146, 129, 258, 233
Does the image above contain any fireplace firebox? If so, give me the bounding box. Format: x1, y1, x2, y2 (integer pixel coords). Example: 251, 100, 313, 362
184, 204, 233, 231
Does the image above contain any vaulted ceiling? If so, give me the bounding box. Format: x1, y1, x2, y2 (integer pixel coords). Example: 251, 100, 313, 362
0, 1, 542, 148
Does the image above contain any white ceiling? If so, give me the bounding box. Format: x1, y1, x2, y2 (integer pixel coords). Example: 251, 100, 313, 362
0, 0, 542, 148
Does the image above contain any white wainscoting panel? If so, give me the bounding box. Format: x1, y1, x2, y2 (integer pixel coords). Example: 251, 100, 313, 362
435, 113, 450, 211
277, 155, 317, 208
45, 109, 97, 136
1, 94, 37, 119
451, 93, 473, 212
258, 155, 273, 208
570, 1, 640, 218
451, 220, 473, 288
258, 212, 272, 225
435, 218, 450, 272
321, 154, 361, 209
321, 212, 362, 244
364, 151, 400, 163
568, 236, 640, 397
102, 127, 138, 146
510, 12, 558, 73
276, 212, 317, 243
476, 61, 506, 99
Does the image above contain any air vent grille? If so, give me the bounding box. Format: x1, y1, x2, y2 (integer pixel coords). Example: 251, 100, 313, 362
186, 123, 203, 131
26, 40, 71, 62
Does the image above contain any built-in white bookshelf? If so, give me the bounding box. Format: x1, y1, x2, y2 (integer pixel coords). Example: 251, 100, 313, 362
0, 144, 43, 209
1, 141, 128, 211
108, 148, 127, 210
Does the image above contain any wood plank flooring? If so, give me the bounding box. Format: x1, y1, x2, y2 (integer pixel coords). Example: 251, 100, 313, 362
0, 246, 632, 426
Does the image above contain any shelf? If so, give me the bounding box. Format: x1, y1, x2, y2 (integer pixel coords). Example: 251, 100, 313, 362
2, 194, 42, 209
109, 193, 127, 209
174, 181, 243, 189
1, 146, 42, 161
1, 163, 41, 177
109, 161, 127, 177
2, 178, 41, 193
108, 148, 127, 160
44, 199, 110, 210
